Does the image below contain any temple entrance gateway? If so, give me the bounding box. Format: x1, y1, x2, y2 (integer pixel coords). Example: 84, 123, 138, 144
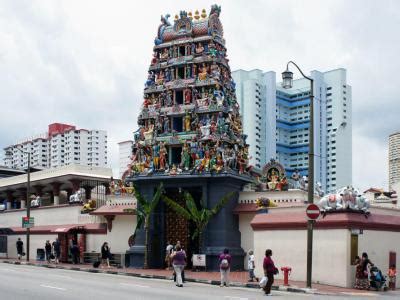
164, 187, 201, 268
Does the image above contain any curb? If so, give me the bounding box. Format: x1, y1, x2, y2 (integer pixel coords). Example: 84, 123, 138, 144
1, 260, 323, 295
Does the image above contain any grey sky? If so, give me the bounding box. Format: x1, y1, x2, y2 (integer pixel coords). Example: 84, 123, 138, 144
0, 0, 399, 191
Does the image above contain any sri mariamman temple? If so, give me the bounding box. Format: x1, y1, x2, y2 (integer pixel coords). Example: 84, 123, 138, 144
129, 5, 250, 177
126, 5, 253, 269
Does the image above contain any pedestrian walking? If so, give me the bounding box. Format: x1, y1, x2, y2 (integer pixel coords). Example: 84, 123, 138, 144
171, 245, 186, 287
45, 240, 52, 263
16, 238, 23, 260
52, 238, 61, 264
247, 249, 257, 282
388, 264, 397, 291
262, 249, 278, 296
219, 248, 232, 287
355, 252, 373, 290
101, 242, 111, 268
165, 241, 173, 270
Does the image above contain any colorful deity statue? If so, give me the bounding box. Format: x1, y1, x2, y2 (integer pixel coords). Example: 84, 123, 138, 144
184, 88, 192, 104
195, 42, 204, 54
184, 112, 191, 132
159, 142, 167, 171
166, 89, 173, 106
213, 154, 224, 173
198, 64, 208, 81
181, 142, 191, 171
152, 143, 160, 170
160, 48, 169, 60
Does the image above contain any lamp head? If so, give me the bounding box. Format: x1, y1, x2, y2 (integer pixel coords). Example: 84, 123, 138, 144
281, 69, 293, 89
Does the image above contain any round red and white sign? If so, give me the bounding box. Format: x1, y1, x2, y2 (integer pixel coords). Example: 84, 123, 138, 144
306, 204, 320, 220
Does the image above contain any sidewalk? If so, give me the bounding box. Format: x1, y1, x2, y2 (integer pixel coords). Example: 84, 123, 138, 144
1, 259, 376, 296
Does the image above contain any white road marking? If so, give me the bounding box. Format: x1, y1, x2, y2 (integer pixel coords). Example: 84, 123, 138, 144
52, 274, 72, 279
40, 284, 66, 291
224, 297, 248, 300
119, 282, 150, 289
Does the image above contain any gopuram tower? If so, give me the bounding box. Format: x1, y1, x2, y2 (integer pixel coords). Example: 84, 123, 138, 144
126, 5, 253, 270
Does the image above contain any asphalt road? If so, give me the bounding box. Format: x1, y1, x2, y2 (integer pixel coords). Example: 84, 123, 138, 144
0, 263, 399, 300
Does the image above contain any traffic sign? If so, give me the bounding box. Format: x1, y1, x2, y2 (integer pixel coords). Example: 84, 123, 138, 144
22, 217, 34, 228
306, 204, 320, 220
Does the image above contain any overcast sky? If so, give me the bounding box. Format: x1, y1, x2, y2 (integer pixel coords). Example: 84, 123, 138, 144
0, 0, 399, 191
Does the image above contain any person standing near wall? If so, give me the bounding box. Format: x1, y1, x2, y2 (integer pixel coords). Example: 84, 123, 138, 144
101, 242, 111, 268
263, 249, 278, 296
71, 238, 79, 264
219, 248, 232, 287
16, 238, 23, 260
247, 249, 257, 282
52, 238, 61, 264
388, 264, 397, 291
45, 240, 52, 263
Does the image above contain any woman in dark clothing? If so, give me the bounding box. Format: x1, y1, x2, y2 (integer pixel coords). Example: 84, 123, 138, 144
101, 242, 111, 268
263, 249, 278, 296
357, 252, 373, 290
71, 239, 79, 264
45, 240, 52, 263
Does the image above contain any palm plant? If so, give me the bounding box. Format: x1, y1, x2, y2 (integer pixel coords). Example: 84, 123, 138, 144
162, 191, 235, 253
133, 183, 163, 269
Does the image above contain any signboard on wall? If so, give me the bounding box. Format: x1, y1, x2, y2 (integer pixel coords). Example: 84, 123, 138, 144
192, 254, 206, 267
22, 217, 34, 228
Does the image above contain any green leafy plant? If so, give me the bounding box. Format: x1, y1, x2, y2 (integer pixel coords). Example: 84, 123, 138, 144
162, 191, 235, 253
133, 182, 163, 269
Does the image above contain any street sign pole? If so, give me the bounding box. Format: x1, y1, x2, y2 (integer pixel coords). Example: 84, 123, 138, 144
305, 203, 320, 288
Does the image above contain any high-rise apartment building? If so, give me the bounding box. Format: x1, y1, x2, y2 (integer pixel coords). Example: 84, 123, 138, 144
233, 68, 352, 193
389, 132, 400, 190
4, 123, 108, 169
118, 140, 133, 179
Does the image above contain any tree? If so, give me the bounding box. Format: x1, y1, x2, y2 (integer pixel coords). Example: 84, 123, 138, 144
133, 183, 163, 269
162, 191, 235, 253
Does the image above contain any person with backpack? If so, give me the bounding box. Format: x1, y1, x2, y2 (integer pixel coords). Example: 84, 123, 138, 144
16, 238, 23, 260
171, 245, 186, 287
263, 249, 278, 296
45, 240, 52, 263
219, 248, 232, 287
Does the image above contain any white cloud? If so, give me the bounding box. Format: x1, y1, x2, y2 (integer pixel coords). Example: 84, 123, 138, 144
0, 0, 399, 190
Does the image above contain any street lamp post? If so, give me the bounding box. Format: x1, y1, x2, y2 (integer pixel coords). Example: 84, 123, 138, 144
282, 61, 314, 288
6, 148, 31, 261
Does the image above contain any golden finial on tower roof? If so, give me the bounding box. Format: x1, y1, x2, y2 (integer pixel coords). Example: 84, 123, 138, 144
188, 11, 193, 20
201, 9, 207, 19
175, 14, 179, 20
194, 10, 200, 20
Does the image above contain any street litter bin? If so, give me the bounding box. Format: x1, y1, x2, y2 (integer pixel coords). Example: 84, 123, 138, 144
36, 248, 45, 261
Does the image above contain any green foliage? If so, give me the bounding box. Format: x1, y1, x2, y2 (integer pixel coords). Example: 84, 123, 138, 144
162, 191, 235, 241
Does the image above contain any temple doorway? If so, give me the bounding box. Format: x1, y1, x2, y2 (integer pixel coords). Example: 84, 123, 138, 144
164, 187, 202, 268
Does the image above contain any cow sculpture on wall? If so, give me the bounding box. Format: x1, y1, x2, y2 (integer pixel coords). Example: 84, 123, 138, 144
318, 185, 370, 217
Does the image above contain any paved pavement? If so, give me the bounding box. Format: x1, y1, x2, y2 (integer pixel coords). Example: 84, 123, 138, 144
1, 262, 400, 300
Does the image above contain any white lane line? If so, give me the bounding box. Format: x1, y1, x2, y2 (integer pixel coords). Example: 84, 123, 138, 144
40, 284, 66, 291
224, 297, 248, 300
52, 274, 72, 279
119, 282, 150, 289
0, 268, 17, 272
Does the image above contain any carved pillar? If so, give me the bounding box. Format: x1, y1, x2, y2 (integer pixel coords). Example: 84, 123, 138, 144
6, 190, 13, 210
105, 215, 115, 232
83, 186, 92, 201
17, 188, 26, 209
51, 182, 61, 206
33, 185, 44, 197
78, 234, 86, 262
102, 182, 111, 195
69, 179, 81, 193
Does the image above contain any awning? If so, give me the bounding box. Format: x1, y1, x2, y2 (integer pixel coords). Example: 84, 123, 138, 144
9, 223, 107, 235
0, 228, 13, 235
233, 202, 305, 214
90, 204, 137, 216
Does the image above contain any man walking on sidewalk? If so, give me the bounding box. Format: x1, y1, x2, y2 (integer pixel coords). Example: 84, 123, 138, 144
16, 238, 23, 260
